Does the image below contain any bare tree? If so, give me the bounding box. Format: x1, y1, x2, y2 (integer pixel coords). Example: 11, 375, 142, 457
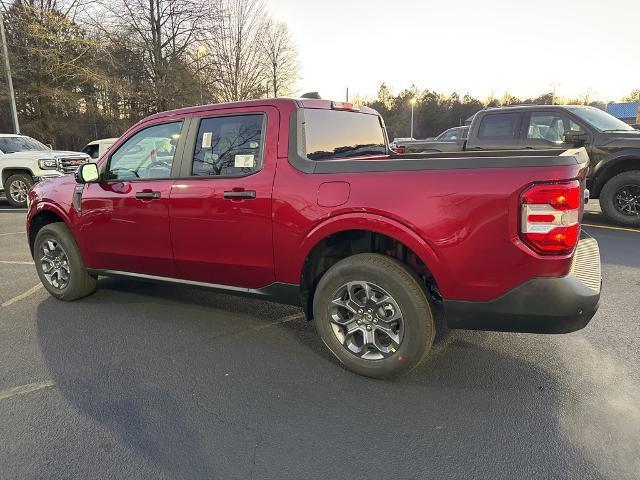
262, 18, 297, 97
87, 0, 213, 111
203, 0, 267, 102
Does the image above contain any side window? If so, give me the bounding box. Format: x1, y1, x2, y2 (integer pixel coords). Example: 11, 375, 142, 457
527, 112, 583, 143
478, 113, 521, 140
192, 114, 264, 177
82, 144, 99, 159
440, 129, 458, 140
107, 122, 183, 180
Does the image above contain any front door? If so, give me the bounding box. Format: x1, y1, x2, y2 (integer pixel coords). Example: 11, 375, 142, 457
79, 120, 186, 277
523, 111, 589, 152
169, 107, 278, 288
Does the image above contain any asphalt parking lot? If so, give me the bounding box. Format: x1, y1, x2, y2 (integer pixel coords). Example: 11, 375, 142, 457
0, 198, 639, 480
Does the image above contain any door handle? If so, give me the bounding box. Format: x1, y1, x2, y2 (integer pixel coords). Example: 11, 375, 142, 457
135, 191, 161, 199
223, 190, 256, 200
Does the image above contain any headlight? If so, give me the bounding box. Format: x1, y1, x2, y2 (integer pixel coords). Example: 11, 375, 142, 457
38, 158, 58, 170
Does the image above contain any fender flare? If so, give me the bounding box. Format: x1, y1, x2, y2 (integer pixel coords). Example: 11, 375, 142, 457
27, 202, 78, 254
1, 167, 35, 184
297, 212, 450, 291
591, 149, 640, 194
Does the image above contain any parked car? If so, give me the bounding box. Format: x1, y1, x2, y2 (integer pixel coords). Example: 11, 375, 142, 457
396, 105, 640, 226
389, 137, 414, 150
26, 98, 600, 379
397, 126, 469, 153
81, 138, 118, 159
0, 134, 90, 207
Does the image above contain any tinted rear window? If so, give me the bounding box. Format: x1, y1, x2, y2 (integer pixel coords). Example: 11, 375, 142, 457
304, 109, 386, 161
478, 113, 521, 140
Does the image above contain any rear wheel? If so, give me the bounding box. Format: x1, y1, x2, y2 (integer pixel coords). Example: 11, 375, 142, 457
599, 170, 640, 227
34, 223, 97, 301
313, 253, 435, 379
4, 173, 33, 208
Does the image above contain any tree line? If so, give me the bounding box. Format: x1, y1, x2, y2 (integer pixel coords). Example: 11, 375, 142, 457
364, 85, 640, 141
0, 0, 299, 149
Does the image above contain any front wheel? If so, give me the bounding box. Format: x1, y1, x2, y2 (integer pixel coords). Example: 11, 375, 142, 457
599, 170, 640, 227
4, 173, 33, 208
34, 223, 97, 301
313, 253, 435, 379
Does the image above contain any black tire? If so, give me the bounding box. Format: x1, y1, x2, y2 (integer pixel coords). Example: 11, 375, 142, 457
599, 170, 640, 227
34, 223, 97, 301
313, 253, 435, 379
4, 173, 33, 208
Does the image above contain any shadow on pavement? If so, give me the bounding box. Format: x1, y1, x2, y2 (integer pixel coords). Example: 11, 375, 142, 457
35, 277, 598, 479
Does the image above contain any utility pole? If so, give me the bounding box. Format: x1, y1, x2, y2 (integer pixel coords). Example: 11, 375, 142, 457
549, 82, 560, 106
0, 12, 19, 133
346, 87, 349, 102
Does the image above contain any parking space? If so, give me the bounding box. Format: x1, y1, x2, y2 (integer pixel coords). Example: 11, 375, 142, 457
1, 203, 639, 479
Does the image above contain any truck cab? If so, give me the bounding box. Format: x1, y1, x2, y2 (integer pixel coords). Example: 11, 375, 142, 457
463, 105, 640, 226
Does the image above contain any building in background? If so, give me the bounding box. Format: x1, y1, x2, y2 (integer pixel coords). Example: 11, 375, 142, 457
605, 102, 640, 124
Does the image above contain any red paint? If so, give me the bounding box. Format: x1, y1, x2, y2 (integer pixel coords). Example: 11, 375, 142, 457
317, 182, 350, 207
27, 98, 589, 304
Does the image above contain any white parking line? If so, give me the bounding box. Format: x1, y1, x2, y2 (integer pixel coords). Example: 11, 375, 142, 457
0, 380, 55, 402
0, 231, 25, 236
0, 260, 34, 265
583, 223, 640, 234
1, 283, 43, 307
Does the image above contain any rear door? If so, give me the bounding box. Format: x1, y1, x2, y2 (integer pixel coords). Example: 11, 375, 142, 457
80, 119, 186, 276
467, 112, 523, 150
168, 106, 278, 288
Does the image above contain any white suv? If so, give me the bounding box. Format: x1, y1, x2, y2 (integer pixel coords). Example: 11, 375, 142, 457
0, 134, 90, 207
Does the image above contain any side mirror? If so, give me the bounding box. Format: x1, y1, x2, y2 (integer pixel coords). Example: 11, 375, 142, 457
564, 130, 587, 146
75, 163, 100, 183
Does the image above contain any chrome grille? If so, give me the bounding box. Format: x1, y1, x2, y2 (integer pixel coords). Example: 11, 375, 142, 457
571, 236, 601, 292
57, 156, 88, 174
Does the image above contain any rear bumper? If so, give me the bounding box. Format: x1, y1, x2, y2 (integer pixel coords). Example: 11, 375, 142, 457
443, 234, 601, 334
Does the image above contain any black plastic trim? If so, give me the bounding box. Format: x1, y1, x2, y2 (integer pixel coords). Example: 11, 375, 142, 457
288, 108, 587, 174
443, 274, 600, 334
87, 269, 301, 306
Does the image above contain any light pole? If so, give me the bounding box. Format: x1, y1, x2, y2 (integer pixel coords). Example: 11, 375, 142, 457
195, 44, 207, 105
0, 12, 19, 134
410, 98, 417, 139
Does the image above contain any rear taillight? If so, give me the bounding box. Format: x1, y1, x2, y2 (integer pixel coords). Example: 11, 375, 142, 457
520, 180, 581, 255
395, 146, 406, 154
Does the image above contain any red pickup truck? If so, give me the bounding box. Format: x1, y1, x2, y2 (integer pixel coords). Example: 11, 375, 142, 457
26, 98, 601, 378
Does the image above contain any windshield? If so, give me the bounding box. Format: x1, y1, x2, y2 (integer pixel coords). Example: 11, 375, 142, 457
0, 136, 49, 153
567, 106, 636, 132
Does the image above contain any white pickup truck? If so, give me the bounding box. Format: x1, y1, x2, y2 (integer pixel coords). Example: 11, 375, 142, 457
0, 134, 90, 207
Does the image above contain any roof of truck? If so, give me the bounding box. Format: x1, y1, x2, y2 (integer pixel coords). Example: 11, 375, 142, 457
143, 98, 379, 122
483, 104, 591, 112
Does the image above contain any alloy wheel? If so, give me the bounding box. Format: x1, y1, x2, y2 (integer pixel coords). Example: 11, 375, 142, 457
40, 239, 71, 290
614, 184, 640, 216
328, 281, 404, 360
9, 180, 28, 204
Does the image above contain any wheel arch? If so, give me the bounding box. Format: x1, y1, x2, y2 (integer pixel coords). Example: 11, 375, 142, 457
297, 213, 447, 320
28, 205, 73, 256
591, 151, 640, 197
2, 167, 35, 186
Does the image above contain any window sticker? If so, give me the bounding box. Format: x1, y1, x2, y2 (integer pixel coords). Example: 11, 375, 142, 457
202, 132, 212, 148
234, 154, 255, 168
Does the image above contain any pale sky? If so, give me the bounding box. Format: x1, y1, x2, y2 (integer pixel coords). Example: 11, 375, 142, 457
268, 0, 639, 102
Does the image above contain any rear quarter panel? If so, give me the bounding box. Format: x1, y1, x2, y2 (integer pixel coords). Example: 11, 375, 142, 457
273, 158, 587, 302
